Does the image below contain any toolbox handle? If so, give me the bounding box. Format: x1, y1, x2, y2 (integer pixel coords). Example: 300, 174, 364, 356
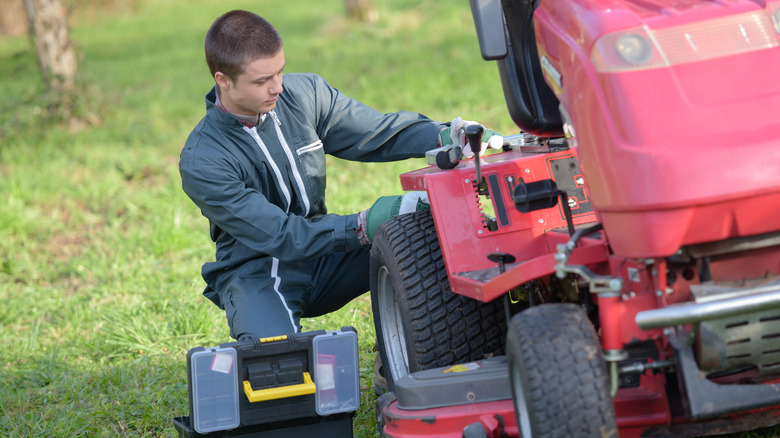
242, 372, 316, 403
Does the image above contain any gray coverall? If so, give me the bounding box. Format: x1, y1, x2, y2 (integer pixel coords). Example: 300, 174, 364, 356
180, 73, 443, 339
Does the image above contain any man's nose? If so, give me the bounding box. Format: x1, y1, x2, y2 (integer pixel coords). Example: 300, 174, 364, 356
271, 75, 283, 94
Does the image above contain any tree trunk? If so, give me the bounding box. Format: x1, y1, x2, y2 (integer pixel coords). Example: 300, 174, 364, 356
0, 0, 29, 37
22, 0, 77, 92
344, 0, 378, 22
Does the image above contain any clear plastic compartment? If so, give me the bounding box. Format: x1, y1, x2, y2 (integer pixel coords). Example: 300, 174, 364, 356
190, 346, 240, 433
312, 330, 359, 415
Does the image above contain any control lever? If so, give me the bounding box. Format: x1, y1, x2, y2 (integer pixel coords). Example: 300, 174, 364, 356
465, 124, 485, 194
426, 144, 462, 169
427, 125, 510, 171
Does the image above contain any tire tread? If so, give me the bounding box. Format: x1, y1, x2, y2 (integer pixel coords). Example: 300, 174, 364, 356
371, 210, 506, 383
507, 304, 618, 438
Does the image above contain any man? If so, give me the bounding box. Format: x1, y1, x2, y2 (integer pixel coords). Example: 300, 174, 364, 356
180, 10, 498, 340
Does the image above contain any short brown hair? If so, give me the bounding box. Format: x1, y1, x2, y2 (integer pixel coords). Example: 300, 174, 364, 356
205, 10, 283, 81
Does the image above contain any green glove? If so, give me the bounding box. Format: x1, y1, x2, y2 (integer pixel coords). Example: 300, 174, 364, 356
357, 192, 430, 244
438, 117, 503, 157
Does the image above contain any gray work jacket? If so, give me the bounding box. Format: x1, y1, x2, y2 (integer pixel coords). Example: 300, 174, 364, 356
180, 73, 443, 306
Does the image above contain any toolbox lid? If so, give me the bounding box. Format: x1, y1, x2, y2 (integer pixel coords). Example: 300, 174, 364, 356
190, 346, 240, 433
312, 330, 360, 416
395, 356, 512, 410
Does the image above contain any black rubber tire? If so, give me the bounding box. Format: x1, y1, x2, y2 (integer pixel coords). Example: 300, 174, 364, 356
507, 303, 618, 437
370, 209, 506, 393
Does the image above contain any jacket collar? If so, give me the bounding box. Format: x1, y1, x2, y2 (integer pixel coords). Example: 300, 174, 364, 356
205, 86, 265, 128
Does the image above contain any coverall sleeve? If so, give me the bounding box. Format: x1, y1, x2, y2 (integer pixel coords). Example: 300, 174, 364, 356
180, 144, 363, 262
305, 74, 445, 161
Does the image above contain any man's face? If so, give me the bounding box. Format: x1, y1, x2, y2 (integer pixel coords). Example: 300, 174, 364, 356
217, 49, 285, 116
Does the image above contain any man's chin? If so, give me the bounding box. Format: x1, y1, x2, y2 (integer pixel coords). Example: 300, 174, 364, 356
257, 105, 275, 115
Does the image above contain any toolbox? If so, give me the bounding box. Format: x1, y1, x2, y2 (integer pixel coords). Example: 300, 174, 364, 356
174, 327, 359, 437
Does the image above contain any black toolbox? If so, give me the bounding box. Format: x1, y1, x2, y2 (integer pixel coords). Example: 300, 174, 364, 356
171, 413, 354, 438
174, 328, 358, 437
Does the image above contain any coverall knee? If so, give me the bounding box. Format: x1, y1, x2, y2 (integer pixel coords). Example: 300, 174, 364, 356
221, 245, 372, 340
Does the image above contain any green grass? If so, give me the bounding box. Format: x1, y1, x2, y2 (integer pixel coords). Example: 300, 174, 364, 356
0, 0, 514, 436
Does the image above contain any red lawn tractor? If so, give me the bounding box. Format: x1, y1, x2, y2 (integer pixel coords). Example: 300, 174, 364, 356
370, 0, 780, 436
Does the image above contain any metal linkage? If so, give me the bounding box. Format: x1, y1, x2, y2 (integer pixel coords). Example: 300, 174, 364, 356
554, 223, 623, 296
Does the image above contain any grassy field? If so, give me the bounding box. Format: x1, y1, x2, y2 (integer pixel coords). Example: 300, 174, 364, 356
0, 0, 514, 436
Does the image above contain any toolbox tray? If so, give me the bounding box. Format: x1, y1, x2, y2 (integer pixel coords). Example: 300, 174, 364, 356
172, 413, 353, 438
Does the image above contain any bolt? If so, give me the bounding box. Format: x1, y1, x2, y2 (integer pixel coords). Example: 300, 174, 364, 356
538, 219, 544, 224
465, 179, 470, 184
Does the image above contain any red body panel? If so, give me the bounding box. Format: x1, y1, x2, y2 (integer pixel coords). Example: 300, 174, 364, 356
533, 0, 780, 257
381, 399, 518, 438
400, 149, 600, 302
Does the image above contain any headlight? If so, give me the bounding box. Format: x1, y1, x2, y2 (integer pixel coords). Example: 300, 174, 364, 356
591, 26, 667, 72
592, 12, 779, 73
615, 34, 654, 64
772, 8, 780, 34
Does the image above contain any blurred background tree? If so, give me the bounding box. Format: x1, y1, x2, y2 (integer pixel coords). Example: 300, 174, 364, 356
21, 0, 78, 93
344, 0, 377, 22
0, 0, 28, 37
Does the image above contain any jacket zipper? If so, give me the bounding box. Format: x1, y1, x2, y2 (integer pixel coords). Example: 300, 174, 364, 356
270, 111, 311, 216
244, 125, 292, 213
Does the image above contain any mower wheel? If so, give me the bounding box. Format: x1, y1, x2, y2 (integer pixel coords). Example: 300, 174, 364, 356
370, 209, 506, 393
507, 303, 617, 437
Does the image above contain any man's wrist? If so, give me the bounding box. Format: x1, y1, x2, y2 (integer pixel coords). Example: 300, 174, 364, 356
436, 126, 448, 147
356, 209, 371, 246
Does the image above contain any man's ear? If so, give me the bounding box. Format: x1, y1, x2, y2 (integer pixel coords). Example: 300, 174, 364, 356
214, 72, 231, 89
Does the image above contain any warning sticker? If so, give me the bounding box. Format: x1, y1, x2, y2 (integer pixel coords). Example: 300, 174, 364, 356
443, 362, 482, 373
547, 156, 593, 217
211, 353, 234, 374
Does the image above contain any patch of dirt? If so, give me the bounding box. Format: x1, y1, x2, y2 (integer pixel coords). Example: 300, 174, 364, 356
48, 231, 89, 262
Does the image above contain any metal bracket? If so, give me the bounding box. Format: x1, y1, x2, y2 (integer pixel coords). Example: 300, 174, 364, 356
668, 328, 780, 419
554, 227, 622, 295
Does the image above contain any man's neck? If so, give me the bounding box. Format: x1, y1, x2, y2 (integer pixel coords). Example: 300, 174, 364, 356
214, 87, 264, 128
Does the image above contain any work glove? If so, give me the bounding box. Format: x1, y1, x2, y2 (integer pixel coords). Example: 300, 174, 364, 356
356, 192, 430, 245
438, 117, 503, 158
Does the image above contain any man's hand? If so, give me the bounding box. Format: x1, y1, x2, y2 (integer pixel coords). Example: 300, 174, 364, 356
356, 192, 429, 245
438, 117, 503, 157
